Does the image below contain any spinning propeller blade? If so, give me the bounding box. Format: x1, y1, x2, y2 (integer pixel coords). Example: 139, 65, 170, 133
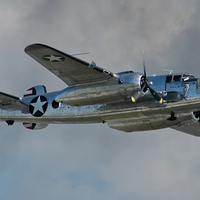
148, 87, 163, 104
131, 91, 142, 102
131, 58, 163, 104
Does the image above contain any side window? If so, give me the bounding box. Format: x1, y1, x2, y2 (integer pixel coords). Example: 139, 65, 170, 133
173, 75, 181, 82
166, 75, 172, 83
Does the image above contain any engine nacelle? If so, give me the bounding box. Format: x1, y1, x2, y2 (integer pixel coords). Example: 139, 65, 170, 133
55, 72, 143, 106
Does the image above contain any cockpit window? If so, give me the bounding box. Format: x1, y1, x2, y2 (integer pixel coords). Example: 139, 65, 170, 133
166, 74, 197, 83
166, 75, 172, 83
173, 75, 181, 82
182, 74, 196, 82
182, 74, 190, 81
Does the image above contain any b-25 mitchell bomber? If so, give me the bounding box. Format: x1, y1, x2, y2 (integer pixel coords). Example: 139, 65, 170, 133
1, 43, 200, 136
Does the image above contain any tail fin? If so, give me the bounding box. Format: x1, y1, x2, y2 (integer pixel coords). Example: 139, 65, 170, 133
23, 85, 47, 97
23, 122, 48, 130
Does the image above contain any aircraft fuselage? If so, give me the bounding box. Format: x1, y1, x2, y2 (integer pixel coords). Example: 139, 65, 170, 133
1, 72, 200, 129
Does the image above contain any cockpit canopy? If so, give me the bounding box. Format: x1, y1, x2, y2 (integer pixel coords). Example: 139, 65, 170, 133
166, 73, 196, 83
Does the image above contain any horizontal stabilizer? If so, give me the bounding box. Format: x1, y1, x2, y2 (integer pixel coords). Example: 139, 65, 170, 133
0, 91, 29, 112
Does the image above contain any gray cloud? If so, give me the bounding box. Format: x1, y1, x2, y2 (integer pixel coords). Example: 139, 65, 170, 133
0, 0, 200, 200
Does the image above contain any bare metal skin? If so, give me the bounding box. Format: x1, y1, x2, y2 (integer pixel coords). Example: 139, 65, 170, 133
1, 44, 200, 136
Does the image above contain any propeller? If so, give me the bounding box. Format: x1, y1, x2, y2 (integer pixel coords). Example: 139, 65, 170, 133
131, 58, 163, 104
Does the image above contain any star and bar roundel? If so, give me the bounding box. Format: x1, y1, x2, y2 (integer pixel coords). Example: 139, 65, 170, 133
42, 55, 65, 62
29, 96, 48, 117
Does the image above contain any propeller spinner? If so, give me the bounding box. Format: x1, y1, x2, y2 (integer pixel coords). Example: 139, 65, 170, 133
131, 59, 163, 104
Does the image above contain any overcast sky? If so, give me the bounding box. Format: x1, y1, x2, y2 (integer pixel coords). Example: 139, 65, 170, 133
1, 0, 200, 200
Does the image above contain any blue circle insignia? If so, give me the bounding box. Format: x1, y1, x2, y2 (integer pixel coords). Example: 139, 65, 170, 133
29, 96, 48, 117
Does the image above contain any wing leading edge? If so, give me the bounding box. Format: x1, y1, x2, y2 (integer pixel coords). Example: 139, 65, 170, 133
25, 44, 114, 86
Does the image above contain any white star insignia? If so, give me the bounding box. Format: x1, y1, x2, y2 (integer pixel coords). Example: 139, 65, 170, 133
43, 55, 63, 62
30, 96, 47, 115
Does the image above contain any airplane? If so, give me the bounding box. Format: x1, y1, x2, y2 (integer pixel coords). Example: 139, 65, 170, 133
1, 43, 200, 136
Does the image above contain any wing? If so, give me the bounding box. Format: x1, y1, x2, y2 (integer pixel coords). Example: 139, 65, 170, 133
106, 98, 200, 135
25, 44, 114, 86
172, 123, 200, 137
0, 92, 29, 112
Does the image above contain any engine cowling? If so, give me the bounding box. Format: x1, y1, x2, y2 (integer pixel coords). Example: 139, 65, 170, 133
55, 72, 143, 106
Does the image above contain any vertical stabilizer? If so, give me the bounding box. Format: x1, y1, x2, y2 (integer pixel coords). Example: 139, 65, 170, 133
23, 85, 47, 97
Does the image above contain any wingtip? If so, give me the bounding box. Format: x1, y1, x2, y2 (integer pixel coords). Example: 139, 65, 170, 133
24, 43, 49, 53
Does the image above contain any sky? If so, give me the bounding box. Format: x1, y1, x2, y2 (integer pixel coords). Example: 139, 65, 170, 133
0, 0, 200, 199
